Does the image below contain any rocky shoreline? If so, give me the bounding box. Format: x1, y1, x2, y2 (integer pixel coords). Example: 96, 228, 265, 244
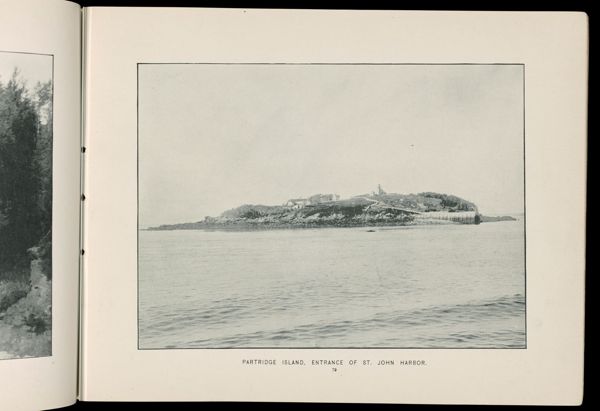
0, 258, 52, 359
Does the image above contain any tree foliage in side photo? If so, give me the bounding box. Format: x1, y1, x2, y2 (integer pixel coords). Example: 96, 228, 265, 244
0, 70, 52, 282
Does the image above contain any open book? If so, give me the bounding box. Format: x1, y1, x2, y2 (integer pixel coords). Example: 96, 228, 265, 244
0, 0, 588, 408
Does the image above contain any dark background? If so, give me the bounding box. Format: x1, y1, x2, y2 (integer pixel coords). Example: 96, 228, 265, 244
62, 0, 592, 410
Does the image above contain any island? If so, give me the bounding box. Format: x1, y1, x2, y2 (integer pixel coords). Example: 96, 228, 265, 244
147, 186, 518, 231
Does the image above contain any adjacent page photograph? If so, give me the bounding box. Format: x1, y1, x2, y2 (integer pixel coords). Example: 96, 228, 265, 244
0, 50, 53, 360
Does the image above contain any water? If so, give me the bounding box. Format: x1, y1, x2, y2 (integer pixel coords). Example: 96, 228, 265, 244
139, 220, 525, 348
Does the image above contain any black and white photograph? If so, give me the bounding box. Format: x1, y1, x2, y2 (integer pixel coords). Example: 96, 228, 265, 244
138, 63, 525, 349
0, 51, 53, 359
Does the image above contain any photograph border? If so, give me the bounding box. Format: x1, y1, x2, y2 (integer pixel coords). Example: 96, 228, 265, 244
136, 62, 527, 351
0, 49, 54, 360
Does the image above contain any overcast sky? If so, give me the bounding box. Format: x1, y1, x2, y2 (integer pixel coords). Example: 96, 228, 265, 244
0, 51, 52, 92
139, 64, 524, 228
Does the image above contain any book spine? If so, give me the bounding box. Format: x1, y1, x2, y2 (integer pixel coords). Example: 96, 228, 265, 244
78, 5, 90, 401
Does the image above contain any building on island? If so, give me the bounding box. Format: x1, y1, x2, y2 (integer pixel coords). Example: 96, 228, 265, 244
284, 198, 310, 209
372, 184, 386, 196
308, 193, 340, 204
284, 193, 340, 209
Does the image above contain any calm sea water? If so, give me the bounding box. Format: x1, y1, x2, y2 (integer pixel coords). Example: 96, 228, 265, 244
139, 220, 525, 348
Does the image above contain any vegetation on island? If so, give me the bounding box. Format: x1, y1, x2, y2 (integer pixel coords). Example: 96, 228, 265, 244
149, 191, 490, 231
0, 71, 52, 358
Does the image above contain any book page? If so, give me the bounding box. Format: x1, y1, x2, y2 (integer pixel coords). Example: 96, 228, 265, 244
0, 0, 81, 409
81, 8, 587, 404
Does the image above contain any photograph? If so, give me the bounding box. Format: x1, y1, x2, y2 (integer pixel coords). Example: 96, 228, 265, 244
138, 63, 525, 349
0, 51, 53, 359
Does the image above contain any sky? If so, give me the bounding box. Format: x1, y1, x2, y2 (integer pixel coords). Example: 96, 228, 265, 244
139, 64, 524, 228
0, 51, 52, 92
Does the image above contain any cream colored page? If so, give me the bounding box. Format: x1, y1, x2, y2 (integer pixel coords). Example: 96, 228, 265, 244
82, 8, 586, 404
0, 0, 81, 410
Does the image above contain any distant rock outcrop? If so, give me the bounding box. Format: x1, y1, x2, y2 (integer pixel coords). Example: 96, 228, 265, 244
479, 215, 518, 223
